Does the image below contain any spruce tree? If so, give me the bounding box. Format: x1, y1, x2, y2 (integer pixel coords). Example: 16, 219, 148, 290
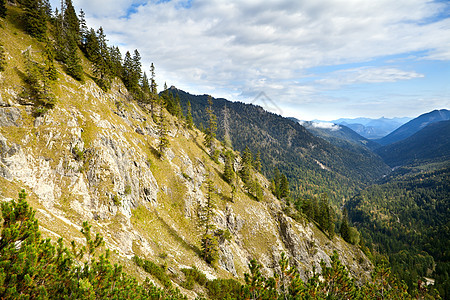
240, 146, 253, 185
149, 63, 158, 115
0, 0, 6, 18
0, 43, 6, 72
157, 110, 170, 157
200, 173, 218, 264
340, 208, 351, 242
23, 0, 47, 41
223, 150, 235, 184
186, 101, 194, 129
280, 174, 289, 198
204, 95, 217, 156
253, 150, 262, 172
141, 72, 151, 104
22, 49, 56, 114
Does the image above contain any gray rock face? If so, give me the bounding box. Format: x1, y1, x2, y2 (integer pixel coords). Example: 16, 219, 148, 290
0, 107, 22, 126
0, 79, 372, 290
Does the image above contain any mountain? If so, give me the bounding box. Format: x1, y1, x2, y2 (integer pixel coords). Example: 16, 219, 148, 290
170, 89, 390, 203
377, 109, 450, 146
299, 120, 380, 151
375, 120, 450, 167
0, 5, 376, 298
333, 117, 411, 140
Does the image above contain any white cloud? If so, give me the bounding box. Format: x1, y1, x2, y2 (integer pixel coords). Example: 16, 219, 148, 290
316, 67, 425, 89
311, 122, 341, 131
50, 0, 450, 119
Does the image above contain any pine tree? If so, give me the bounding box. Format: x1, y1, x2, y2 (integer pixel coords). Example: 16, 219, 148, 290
186, 101, 194, 129
199, 173, 219, 264
109, 46, 122, 78
317, 251, 358, 299
0, 0, 6, 18
240, 146, 253, 185
63, 0, 79, 39
22, 49, 56, 114
91, 27, 111, 90
78, 9, 87, 45
223, 150, 235, 184
0, 43, 6, 72
279, 174, 289, 199
149, 63, 158, 115
340, 208, 351, 242
253, 150, 262, 172
204, 95, 217, 156
141, 72, 151, 104
22, 0, 47, 41
157, 110, 170, 157
44, 39, 58, 81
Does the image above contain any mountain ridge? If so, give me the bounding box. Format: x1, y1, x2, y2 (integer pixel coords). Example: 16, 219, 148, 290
169, 88, 391, 204
376, 109, 450, 146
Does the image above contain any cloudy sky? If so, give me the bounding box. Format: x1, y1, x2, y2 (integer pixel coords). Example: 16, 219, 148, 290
51, 0, 450, 120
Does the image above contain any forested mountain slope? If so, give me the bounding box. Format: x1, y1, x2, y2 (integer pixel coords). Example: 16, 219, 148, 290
346, 166, 450, 297
170, 89, 390, 204
300, 120, 381, 151
375, 120, 450, 167
377, 109, 450, 146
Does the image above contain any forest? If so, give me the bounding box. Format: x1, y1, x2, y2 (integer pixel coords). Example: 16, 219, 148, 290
346, 166, 450, 298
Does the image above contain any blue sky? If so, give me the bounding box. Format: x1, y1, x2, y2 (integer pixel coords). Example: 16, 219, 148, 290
51, 0, 450, 120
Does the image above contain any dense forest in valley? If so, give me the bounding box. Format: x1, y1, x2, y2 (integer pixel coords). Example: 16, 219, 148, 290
346, 166, 450, 297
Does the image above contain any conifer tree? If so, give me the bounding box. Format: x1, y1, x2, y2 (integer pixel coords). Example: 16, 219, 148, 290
253, 150, 262, 172
22, 49, 56, 114
157, 110, 170, 157
279, 174, 289, 199
222, 104, 232, 148
109, 46, 123, 77
204, 95, 217, 156
22, 0, 47, 41
317, 251, 358, 298
0, 43, 6, 72
44, 39, 58, 81
149, 63, 158, 115
223, 150, 235, 184
78, 9, 87, 45
141, 72, 151, 103
199, 173, 219, 264
240, 146, 253, 185
340, 208, 351, 242
186, 101, 194, 129
0, 0, 6, 18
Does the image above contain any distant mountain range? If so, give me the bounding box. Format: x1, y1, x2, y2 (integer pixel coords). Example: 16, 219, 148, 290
376, 109, 450, 146
375, 120, 450, 167
331, 117, 412, 140
297, 120, 380, 151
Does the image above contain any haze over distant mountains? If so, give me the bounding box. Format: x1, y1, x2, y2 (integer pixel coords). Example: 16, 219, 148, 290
331, 117, 412, 139
376, 109, 450, 145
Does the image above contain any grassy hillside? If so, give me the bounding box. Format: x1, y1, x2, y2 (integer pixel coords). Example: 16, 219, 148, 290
0, 4, 377, 298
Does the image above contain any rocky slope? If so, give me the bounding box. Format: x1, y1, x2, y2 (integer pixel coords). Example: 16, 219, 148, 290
0, 28, 372, 297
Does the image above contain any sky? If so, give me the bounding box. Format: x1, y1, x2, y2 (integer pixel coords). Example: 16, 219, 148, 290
51, 0, 450, 120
